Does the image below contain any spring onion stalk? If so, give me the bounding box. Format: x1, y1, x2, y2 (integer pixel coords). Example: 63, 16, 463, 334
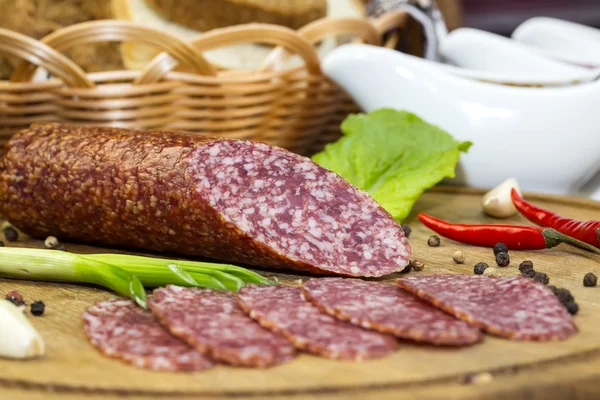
81, 254, 236, 290
88, 259, 232, 291
0, 248, 147, 308
82, 254, 277, 289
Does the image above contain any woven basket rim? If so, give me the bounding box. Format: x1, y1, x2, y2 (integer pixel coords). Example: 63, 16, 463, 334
0, 10, 409, 88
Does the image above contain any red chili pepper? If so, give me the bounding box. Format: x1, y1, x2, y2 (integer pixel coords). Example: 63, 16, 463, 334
511, 189, 600, 248
418, 213, 600, 253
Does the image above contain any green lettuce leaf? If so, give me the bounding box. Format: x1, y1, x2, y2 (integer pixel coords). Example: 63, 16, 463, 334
312, 108, 471, 222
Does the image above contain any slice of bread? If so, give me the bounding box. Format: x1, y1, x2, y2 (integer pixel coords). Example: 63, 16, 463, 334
0, 0, 124, 79
112, 0, 363, 71
145, 0, 327, 31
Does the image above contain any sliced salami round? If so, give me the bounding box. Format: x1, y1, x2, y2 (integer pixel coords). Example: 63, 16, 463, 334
148, 285, 296, 367
396, 275, 577, 341
83, 298, 212, 372
0, 124, 411, 277
236, 285, 398, 360
302, 278, 482, 346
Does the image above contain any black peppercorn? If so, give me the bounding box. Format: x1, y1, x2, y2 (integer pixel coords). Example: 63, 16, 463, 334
565, 302, 579, 315
474, 262, 488, 275
401, 224, 412, 238
532, 272, 549, 285
518, 260, 534, 273
3, 227, 18, 242
583, 272, 597, 287
30, 301, 45, 316
522, 268, 536, 278
556, 288, 575, 305
493, 242, 508, 256
555, 288, 574, 305
495, 252, 510, 267
427, 235, 441, 247
0, 240, 4, 246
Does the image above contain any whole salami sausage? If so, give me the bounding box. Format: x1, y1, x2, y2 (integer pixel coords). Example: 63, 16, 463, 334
83, 298, 212, 372
0, 123, 410, 277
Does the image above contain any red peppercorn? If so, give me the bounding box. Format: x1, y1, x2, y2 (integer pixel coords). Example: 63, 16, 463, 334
6, 290, 23, 303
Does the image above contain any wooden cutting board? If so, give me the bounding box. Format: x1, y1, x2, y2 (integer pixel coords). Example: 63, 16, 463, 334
2, 187, 600, 400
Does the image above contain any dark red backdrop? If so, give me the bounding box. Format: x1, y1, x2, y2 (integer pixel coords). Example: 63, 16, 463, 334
461, 0, 600, 35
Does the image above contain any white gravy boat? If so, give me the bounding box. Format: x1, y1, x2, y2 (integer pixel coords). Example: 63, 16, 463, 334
513, 17, 600, 68
321, 44, 600, 195
439, 28, 600, 86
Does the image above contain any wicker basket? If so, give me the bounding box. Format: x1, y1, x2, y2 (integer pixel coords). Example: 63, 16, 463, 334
0, 11, 416, 156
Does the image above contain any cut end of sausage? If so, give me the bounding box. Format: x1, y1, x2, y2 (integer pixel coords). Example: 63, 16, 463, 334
191, 140, 411, 277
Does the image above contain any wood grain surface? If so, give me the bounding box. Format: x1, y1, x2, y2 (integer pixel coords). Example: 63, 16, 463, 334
1, 187, 600, 400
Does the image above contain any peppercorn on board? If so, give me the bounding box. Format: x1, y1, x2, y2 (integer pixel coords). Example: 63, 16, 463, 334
1, 187, 600, 400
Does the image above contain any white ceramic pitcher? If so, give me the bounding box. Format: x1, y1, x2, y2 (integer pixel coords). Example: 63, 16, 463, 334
321, 44, 600, 195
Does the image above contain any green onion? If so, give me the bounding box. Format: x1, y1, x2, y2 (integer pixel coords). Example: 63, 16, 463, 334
86, 257, 232, 291
0, 248, 147, 308
81, 253, 276, 290
0, 248, 275, 306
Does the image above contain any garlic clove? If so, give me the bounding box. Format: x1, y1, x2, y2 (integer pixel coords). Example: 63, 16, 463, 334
0, 299, 45, 359
482, 178, 522, 218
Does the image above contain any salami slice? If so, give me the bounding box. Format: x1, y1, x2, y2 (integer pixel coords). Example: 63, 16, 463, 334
0, 123, 411, 277
148, 285, 296, 367
83, 298, 212, 372
237, 285, 398, 360
396, 275, 577, 341
302, 278, 482, 345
